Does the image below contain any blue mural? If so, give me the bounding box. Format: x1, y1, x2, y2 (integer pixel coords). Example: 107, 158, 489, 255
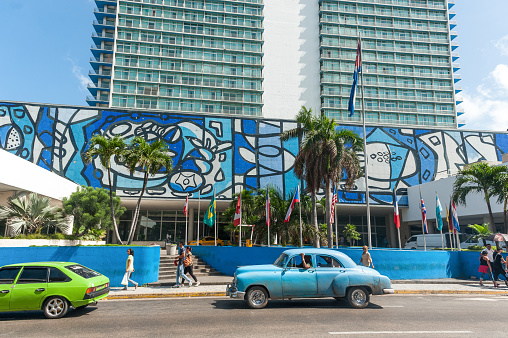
1, 102, 508, 205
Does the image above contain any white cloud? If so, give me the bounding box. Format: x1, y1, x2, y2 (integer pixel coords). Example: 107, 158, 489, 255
462, 64, 508, 131
495, 35, 508, 56
64, 55, 89, 93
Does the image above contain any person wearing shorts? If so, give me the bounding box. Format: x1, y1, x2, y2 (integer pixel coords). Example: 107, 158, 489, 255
478, 251, 491, 286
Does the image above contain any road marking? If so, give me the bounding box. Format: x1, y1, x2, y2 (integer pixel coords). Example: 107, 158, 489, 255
329, 331, 472, 335
381, 305, 404, 308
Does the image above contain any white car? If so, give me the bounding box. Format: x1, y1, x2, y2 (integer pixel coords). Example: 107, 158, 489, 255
460, 237, 506, 249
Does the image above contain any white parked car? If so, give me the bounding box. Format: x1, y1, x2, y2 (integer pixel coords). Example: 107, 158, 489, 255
459, 237, 506, 249
405, 233, 467, 250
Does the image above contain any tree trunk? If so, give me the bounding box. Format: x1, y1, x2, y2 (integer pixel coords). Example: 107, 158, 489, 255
504, 197, 508, 234
311, 193, 320, 248
484, 190, 496, 232
107, 167, 124, 245
127, 173, 149, 244
325, 180, 333, 248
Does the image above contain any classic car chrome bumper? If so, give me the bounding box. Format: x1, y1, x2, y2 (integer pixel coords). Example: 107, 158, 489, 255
226, 283, 245, 299
383, 288, 395, 294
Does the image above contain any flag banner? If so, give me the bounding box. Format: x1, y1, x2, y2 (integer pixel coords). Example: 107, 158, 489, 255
421, 196, 428, 233
447, 201, 453, 232
183, 195, 188, 217
452, 201, 460, 232
265, 187, 271, 227
394, 193, 400, 229
204, 194, 216, 227
284, 185, 300, 223
233, 194, 241, 226
330, 185, 338, 224
347, 41, 362, 117
436, 195, 443, 231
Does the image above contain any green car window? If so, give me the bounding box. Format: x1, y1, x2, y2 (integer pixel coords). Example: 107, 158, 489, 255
17, 267, 48, 284
65, 265, 101, 279
0, 267, 21, 284
49, 267, 71, 283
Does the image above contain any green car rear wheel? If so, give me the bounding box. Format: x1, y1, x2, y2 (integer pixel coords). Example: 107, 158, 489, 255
43, 296, 69, 319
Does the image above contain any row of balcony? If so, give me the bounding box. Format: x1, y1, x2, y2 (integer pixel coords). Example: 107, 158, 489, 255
321, 8, 448, 21
108, 78, 263, 91
321, 67, 452, 78
107, 89, 263, 103
322, 93, 458, 103
332, 0, 446, 10
322, 41, 451, 54
321, 78, 454, 90
122, 0, 263, 12
321, 30, 452, 44
322, 19, 449, 32
113, 66, 261, 79
322, 103, 454, 114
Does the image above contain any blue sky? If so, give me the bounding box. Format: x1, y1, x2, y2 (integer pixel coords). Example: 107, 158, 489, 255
0, 0, 507, 131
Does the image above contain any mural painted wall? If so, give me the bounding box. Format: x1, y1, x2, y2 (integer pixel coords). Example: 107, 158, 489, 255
1, 101, 508, 206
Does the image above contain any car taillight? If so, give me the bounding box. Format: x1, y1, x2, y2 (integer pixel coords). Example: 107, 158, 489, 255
86, 287, 96, 294
105, 283, 109, 288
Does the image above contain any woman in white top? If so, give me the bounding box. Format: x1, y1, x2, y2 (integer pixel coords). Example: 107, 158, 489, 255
122, 248, 138, 290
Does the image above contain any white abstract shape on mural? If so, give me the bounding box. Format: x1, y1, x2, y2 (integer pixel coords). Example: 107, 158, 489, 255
245, 135, 256, 148
239, 147, 255, 163
465, 134, 498, 162
419, 131, 449, 180
25, 105, 40, 121
283, 149, 296, 172
400, 150, 417, 178
235, 119, 242, 132
443, 132, 467, 174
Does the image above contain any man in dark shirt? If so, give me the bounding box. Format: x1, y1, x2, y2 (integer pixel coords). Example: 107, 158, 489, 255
492, 247, 508, 288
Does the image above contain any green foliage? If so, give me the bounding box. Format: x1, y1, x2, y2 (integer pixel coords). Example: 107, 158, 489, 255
467, 223, 492, 246
0, 193, 69, 236
343, 224, 361, 246
62, 186, 125, 237
467, 245, 485, 251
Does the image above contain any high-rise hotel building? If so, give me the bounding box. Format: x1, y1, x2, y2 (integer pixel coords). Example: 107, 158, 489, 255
87, 0, 462, 128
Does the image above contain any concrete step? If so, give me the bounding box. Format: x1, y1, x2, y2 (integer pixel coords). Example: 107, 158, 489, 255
159, 266, 212, 272
157, 271, 222, 279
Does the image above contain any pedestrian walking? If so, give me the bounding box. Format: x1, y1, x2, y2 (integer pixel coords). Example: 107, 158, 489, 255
173, 242, 192, 288
482, 244, 495, 279
492, 247, 508, 288
181, 247, 200, 286
121, 248, 138, 290
359, 245, 374, 269
478, 251, 492, 286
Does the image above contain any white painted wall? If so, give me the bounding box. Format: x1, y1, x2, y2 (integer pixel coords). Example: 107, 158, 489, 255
262, 0, 321, 119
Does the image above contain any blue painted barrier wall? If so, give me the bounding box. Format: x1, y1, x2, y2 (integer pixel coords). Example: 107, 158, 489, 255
0, 246, 159, 287
191, 246, 498, 280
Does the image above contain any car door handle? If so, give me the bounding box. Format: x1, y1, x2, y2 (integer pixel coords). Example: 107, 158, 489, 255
308, 270, 315, 273
35, 288, 45, 292
1, 290, 9, 294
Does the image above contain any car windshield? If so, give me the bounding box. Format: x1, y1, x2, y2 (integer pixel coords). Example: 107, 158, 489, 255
65, 265, 101, 279
273, 254, 288, 267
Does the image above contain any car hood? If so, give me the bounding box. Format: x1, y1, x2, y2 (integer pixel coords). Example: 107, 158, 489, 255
358, 266, 381, 275
236, 264, 281, 274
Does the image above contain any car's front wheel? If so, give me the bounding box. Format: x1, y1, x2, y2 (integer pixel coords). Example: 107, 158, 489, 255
43, 296, 69, 319
246, 286, 268, 309
346, 287, 370, 309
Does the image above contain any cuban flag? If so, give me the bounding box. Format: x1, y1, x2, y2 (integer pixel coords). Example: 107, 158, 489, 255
394, 193, 400, 229
421, 196, 428, 234
284, 185, 300, 223
233, 193, 241, 226
452, 201, 460, 232
348, 41, 362, 117
265, 187, 271, 228
183, 195, 188, 216
330, 185, 338, 224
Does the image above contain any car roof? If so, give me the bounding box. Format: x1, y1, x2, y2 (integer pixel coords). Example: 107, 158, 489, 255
283, 248, 348, 258
2, 262, 78, 268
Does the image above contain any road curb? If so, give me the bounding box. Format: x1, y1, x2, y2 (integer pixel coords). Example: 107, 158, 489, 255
106, 291, 226, 300
394, 290, 508, 295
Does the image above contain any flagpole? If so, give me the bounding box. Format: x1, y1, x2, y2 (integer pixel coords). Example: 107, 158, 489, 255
299, 185, 303, 248
185, 194, 188, 245
197, 191, 200, 246
267, 187, 270, 248
239, 190, 242, 248
335, 203, 338, 249
214, 190, 217, 247
419, 185, 427, 251
358, 34, 372, 250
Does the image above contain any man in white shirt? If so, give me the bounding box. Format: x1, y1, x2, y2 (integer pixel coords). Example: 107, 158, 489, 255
482, 244, 495, 279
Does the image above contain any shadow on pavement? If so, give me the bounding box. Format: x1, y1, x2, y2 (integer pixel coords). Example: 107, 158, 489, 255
212, 298, 383, 310
0, 306, 98, 321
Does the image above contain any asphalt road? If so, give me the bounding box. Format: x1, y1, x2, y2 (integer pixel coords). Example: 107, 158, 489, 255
1, 294, 507, 337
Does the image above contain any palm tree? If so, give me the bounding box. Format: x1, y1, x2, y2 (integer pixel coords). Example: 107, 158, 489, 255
0, 193, 70, 236
124, 136, 173, 244
452, 162, 507, 232
85, 135, 126, 244
491, 168, 508, 232
467, 223, 492, 247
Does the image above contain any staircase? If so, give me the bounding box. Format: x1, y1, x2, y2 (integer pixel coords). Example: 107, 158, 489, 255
149, 248, 222, 286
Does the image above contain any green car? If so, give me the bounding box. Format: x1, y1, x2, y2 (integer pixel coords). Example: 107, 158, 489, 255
0, 262, 110, 319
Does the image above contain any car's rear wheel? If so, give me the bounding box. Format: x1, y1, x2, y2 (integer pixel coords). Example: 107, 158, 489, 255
43, 296, 69, 319
246, 286, 268, 309
346, 287, 369, 309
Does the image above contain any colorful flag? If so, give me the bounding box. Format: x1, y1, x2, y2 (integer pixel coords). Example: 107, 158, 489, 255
394, 193, 400, 229
436, 195, 443, 231
447, 200, 453, 232
265, 187, 271, 228
451, 201, 460, 232
284, 185, 300, 223
183, 195, 188, 217
203, 194, 216, 227
330, 185, 338, 224
421, 196, 428, 234
347, 41, 362, 117
233, 193, 241, 226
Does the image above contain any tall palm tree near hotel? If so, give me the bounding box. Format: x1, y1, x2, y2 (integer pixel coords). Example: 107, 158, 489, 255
491, 168, 508, 232
85, 135, 126, 244
452, 162, 507, 232
124, 136, 173, 244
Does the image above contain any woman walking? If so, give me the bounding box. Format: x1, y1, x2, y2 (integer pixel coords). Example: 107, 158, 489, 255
121, 248, 138, 290
359, 245, 374, 269
181, 247, 200, 286
478, 250, 492, 286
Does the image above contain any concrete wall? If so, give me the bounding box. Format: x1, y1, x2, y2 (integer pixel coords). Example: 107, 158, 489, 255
0, 246, 159, 287
191, 246, 465, 280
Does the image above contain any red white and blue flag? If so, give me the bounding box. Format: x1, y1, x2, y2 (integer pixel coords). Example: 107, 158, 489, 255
348, 41, 362, 117
183, 195, 188, 216
265, 187, 271, 228
233, 193, 241, 226
451, 201, 460, 232
330, 185, 338, 224
394, 193, 400, 229
284, 185, 300, 223
421, 196, 428, 233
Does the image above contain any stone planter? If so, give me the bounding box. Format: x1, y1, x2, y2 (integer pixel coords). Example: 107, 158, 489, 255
166, 244, 177, 256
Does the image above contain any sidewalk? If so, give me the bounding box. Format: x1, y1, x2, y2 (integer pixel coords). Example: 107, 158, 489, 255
106, 277, 508, 300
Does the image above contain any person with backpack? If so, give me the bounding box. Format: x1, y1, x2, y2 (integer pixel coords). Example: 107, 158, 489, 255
492, 247, 508, 288
172, 242, 192, 288
181, 246, 200, 286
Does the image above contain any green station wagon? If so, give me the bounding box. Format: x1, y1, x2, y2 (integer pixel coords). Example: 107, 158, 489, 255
0, 262, 110, 319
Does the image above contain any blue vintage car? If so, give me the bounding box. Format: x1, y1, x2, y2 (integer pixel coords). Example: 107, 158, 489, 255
226, 248, 393, 309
